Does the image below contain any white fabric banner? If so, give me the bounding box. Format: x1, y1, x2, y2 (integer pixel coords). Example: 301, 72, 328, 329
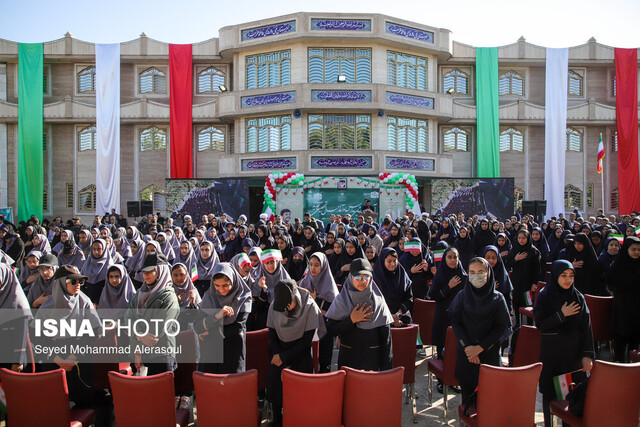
544, 48, 568, 220
95, 43, 120, 216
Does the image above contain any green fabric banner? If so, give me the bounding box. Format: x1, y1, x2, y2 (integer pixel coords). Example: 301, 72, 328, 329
18, 43, 44, 222
475, 47, 500, 178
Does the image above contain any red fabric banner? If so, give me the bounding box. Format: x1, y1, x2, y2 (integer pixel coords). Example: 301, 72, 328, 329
615, 49, 640, 214
169, 44, 193, 178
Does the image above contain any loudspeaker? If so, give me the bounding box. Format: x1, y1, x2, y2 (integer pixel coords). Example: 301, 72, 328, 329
293, 109, 302, 118
140, 201, 154, 216
127, 201, 140, 218
377, 109, 385, 117
522, 201, 536, 216
535, 200, 547, 216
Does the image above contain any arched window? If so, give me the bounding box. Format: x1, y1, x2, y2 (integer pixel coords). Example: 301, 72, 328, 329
443, 127, 469, 152
197, 67, 225, 93
499, 127, 524, 152
566, 127, 582, 152
568, 70, 583, 96
139, 67, 167, 94
78, 184, 96, 212
387, 116, 428, 152
140, 184, 166, 211
443, 69, 469, 94
246, 50, 291, 89
197, 126, 225, 151
387, 51, 427, 91
564, 184, 583, 210
610, 188, 619, 211
499, 71, 524, 96
140, 126, 167, 151
77, 66, 96, 93
78, 125, 97, 151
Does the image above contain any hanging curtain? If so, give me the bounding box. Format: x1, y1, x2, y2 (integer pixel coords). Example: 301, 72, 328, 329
475, 47, 500, 178
615, 48, 640, 214
544, 48, 568, 219
95, 43, 121, 215
17, 43, 43, 222
169, 44, 193, 178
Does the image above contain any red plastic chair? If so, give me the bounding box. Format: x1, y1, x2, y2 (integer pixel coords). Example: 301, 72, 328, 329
630, 350, 640, 363
282, 369, 345, 427
0, 368, 95, 427
342, 366, 404, 427
173, 329, 198, 394
108, 371, 189, 427
511, 325, 541, 367
193, 369, 260, 426
584, 294, 613, 357
390, 324, 419, 423
426, 326, 459, 420
550, 360, 640, 427
92, 328, 132, 389
412, 298, 436, 356
312, 339, 320, 373
518, 281, 546, 323
246, 328, 270, 391
458, 362, 542, 426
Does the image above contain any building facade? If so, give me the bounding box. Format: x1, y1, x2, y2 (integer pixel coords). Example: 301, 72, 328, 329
0, 12, 631, 220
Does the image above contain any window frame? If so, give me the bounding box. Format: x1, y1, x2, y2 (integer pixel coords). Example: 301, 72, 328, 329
498, 70, 525, 97
196, 124, 227, 152
308, 47, 372, 84
499, 126, 525, 152
441, 126, 471, 152
139, 125, 168, 152
308, 113, 372, 150
77, 125, 98, 152
386, 115, 429, 153
386, 50, 428, 91
136, 65, 169, 96
565, 127, 583, 152
75, 64, 96, 96
77, 184, 97, 213
567, 68, 585, 98
245, 115, 292, 153
245, 50, 291, 90
564, 184, 583, 210
195, 65, 227, 95
441, 67, 472, 96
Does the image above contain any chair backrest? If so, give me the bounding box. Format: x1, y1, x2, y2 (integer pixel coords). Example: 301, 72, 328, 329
246, 328, 270, 389
282, 369, 345, 427
512, 325, 541, 367
173, 329, 198, 394
342, 366, 404, 427
192, 369, 258, 427
583, 294, 613, 341
532, 281, 546, 304
390, 324, 418, 384
442, 326, 459, 385
0, 368, 71, 427
412, 298, 436, 346
108, 370, 178, 427
475, 363, 542, 427
630, 350, 640, 363
582, 360, 640, 427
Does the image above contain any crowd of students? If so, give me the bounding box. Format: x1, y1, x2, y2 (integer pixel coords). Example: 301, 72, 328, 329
0, 207, 639, 426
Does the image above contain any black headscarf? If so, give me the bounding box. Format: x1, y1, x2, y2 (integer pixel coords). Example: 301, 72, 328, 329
286, 246, 308, 282
564, 232, 600, 295
373, 248, 412, 314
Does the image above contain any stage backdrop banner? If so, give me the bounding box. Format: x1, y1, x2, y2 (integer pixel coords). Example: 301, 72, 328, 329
17, 43, 43, 222
95, 43, 121, 215
544, 48, 568, 219
431, 178, 514, 220
304, 188, 379, 226
475, 47, 500, 178
615, 48, 640, 214
166, 179, 249, 221
169, 44, 193, 179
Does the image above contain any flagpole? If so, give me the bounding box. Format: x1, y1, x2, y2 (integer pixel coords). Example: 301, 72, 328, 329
601, 163, 605, 213
599, 133, 605, 213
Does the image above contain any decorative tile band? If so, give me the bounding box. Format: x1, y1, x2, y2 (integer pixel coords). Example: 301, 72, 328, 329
241, 21, 296, 41
385, 22, 434, 43
311, 156, 373, 169
386, 92, 434, 109
310, 19, 371, 31
241, 91, 296, 108
386, 157, 435, 171
242, 157, 297, 171
311, 90, 371, 102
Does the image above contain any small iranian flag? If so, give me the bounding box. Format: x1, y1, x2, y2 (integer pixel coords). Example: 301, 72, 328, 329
553, 372, 575, 400
404, 241, 421, 252
597, 133, 605, 174
635, 226, 640, 237
260, 249, 283, 264
190, 264, 198, 281
610, 234, 625, 244
433, 249, 445, 262
524, 290, 534, 307
238, 253, 252, 268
